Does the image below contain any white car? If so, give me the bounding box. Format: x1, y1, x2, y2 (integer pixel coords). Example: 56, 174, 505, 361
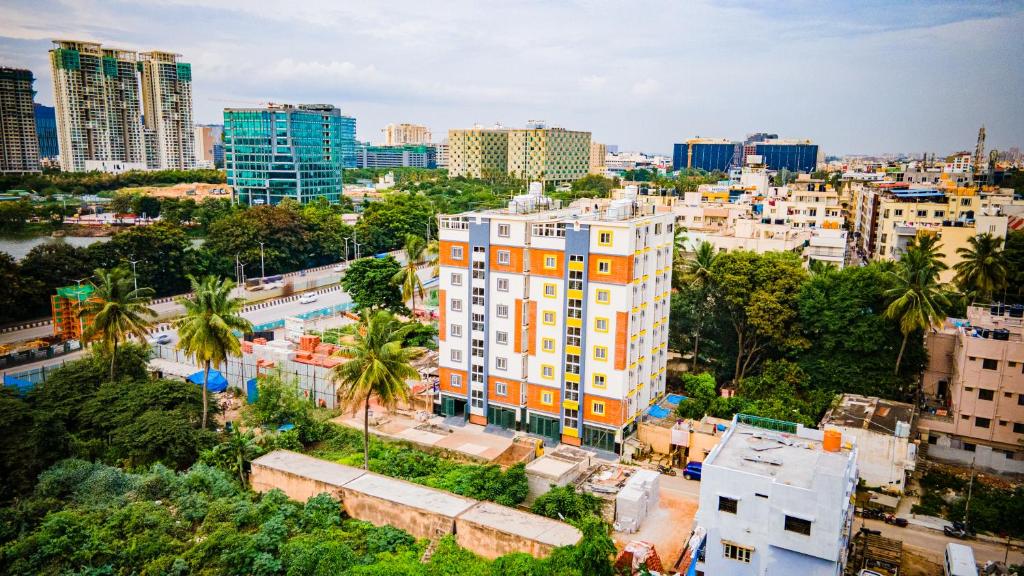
332, 264, 345, 272
298, 293, 319, 304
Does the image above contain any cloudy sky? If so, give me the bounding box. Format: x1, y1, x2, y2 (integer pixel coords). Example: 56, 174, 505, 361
2, 0, 1022, 156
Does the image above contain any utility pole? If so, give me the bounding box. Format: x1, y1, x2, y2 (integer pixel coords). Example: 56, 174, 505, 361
964, 456, 976, 527
128, 258, 140, 292
258, 242, 266, 279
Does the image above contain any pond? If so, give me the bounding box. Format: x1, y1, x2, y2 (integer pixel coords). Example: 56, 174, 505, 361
0, 235, 112, 260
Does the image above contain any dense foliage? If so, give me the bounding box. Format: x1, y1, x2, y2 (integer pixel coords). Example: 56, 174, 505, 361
341, 257, 407, 313
531, 485, 605, 522
911, 469, 1024, 538
0, 168, 225, 196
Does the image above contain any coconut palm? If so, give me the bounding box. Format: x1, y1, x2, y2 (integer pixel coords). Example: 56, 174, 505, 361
953, 233, 1008, 304
885, 245, 951, 375
174, 275, 252, 429
425, 238, 440, 278
392, 234, 427, 315
331, 310, 420, 469
685, 240, 718, 285
209, 427, 263, 485
906, 233, 947, 272
80, 267, 157, 382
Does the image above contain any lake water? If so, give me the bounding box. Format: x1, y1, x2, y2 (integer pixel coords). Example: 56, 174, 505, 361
0, 235, 112, 260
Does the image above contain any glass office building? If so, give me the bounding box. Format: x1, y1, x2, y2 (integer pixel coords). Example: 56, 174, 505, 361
34, 104, 59, 160
673, 141, 737, 172
224, 104, 345, 205
755, 142, 818, 173
339, 115, 356, 168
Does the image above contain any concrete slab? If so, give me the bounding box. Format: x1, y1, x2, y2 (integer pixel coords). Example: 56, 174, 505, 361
343, 472, 477, 517
252, 450, 366, 487
458, 501, 582, 547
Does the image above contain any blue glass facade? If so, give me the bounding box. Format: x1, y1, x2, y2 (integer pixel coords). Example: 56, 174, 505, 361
224, 104, 345, 205
755, 143, 818, 173
339, 115, 357, 168
34, 104, 59, 159
672, 142, 737, 172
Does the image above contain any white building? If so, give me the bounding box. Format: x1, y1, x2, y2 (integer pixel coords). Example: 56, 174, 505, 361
819, 394, 915, 492
693, 415, 858, 576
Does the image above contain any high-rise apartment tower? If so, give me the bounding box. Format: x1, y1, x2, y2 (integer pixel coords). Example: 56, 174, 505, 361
0, 67, 40, 173
139, 51, 195, 169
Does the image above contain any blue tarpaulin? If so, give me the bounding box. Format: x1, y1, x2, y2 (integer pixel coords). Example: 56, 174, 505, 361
665, 394, 685, 405
188, 370, 228, 393
3, 374, 34, 394
277, 423, 295, 432
246, 378, 259, 403
647, 405, 671, 419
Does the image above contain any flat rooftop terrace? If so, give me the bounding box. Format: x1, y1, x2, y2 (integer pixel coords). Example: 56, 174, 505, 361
709, 420, 853, 490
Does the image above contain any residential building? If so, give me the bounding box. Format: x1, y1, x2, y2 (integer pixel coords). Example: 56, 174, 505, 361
435, 142, 449, 167
820, 394, 915, 492
34, 103, 59, 160
0, 67, 40, 173
919, 304, 1024, 475
49, 40, 147, 172
139, 51, 195, 169
224, 103, 346, 205
193, 124, 222, 168
356, 144, 437, 169
447, 127, 509, 179
672, 138, 737, 173
590, 141, 607, 175
436, 184, 673, 451
693, 414, 858, 576
507, 126, 590, 183
339, 114, 357, 168
755, 139, 819, 173
382, 122, 431, 146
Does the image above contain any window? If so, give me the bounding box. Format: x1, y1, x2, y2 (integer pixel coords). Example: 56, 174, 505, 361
471, 388, 483, 409
1014, 423, 1024, 434
593, 346, 608, 361
498, 223, 510, 237
497, 278, 509, 292
718, 497, 738, 514
595, 317, 609, 332
1019, 394, 1024, 406
496, 381, 508, 396
784, 516, 812, 536
964, 442, 976, 452
979, 389, 994, 401
497, 250, 511, 265
451, 299, 463, 312
543, 311, 555, 325
496, 331, 508, 345
598, 230, 613, 245
451, 272, 462, 286
597, 259, 611, 274
497, 304, 509, 318
450, 349, 462, 362
544, 283, 557, 298
450, 373, 462, 388
450, 324, 462, 338
596, 289, 610, 304
982, 358, 998, 370
723, 543, 752, 563
451, 246, 464, 260
542, 365, 554, 379
542, 338, 555, 353
495, 356, 507, 371
976, 417, 991, 428
592, 401, 605, 415
541, 391, 554, 405
544, 255, 557, 269
593, 374, 606, 388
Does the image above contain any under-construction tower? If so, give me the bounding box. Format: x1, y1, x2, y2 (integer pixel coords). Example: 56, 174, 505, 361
51, 284, 98, 342
973, 126, 986, 185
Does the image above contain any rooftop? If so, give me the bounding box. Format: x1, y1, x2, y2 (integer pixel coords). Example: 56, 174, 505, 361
820, 394, 914, 436
707, 415, 854, 490
458, 502, 582, 547
343, 472, 477, 517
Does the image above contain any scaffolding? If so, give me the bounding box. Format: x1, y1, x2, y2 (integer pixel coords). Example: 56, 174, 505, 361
51, 285, 97, 341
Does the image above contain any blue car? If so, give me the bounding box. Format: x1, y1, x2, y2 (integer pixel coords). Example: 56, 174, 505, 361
683, 462, 703, 481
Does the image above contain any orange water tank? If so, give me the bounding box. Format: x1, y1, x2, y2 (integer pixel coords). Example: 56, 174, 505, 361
823, 429, 842, 452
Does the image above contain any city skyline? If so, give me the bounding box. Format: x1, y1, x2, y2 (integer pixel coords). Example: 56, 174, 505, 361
1, 1, 1023, 157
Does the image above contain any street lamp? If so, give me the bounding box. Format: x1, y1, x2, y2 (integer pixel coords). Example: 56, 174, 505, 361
128, 258, 140, 292
343, 237, 351, 262
258, 242, 266, 279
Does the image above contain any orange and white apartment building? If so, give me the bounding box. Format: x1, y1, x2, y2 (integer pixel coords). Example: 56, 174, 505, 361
435, 184, 674, 452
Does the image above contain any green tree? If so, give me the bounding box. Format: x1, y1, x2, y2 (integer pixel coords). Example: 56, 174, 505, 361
674, 372, 718, 420
330, 310, 420, 469
242, 370, 310, 429
174, 275, 253, 429
953, 233, 1008, 303
392, 234, 427, 315
532, 485, 604, 522
204, 428, 264, 484
19, 242, 95, 318
885, 244, 951, 375
88, 222, 194, 296
355, 193, 435, 253
0, 200, 32, 230
0, 252, 33, 324
570, 516, 616, 576
342, 256, 407, 313
80, 267, 157, 381
204, 203, 310, 276
1004, 230, 1024, 303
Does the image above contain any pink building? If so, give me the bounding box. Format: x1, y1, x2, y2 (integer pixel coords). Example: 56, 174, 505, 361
920, 304, 1024, 475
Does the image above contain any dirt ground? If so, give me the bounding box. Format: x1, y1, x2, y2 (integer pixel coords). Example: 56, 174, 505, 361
124, 182, 232, 201
901, 548, 943, 576
613, 486, 697, 571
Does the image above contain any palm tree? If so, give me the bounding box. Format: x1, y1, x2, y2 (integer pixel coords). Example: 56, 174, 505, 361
331, 310, 420, 469
885, 245, 951, 375
907, 233, 947, 270
392, 234, 427, 315
211, 427, 263, 485
174, 275, 252, 430
953, 233, 1008, 304
808, 259, 837, 277
685, 241, 718, 285
81, 267, 157, 381
425, 238, 440, 278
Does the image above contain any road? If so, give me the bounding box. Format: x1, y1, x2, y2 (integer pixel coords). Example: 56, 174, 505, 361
859, 518, 1023, 567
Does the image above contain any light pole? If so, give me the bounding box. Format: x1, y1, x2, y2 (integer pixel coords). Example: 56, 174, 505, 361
258, 242, 266, 279
354, 241, 362, 260
128, 258, 140, 292
343, 238, 351, 262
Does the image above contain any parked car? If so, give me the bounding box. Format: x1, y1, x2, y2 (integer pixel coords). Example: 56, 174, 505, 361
682, 462, 702, 481
883, 514, 908, 528
298, 293, 319, 305
150, 334, 171, 345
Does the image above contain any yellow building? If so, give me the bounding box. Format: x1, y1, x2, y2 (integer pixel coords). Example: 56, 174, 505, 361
448, 125, 591, 184
447, 128, 509, 179
589, 141, 607, 175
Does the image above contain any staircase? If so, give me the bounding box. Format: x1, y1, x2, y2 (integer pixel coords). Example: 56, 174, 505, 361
419, 519, 452, 563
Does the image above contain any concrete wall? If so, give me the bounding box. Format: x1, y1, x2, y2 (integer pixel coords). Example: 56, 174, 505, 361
457, 516, 557, 559
337, 484, 463, 540
250, 461, 349, 503
927, 435, 1024, 475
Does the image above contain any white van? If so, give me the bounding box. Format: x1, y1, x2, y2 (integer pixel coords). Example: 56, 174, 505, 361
944, 543, 978, 576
